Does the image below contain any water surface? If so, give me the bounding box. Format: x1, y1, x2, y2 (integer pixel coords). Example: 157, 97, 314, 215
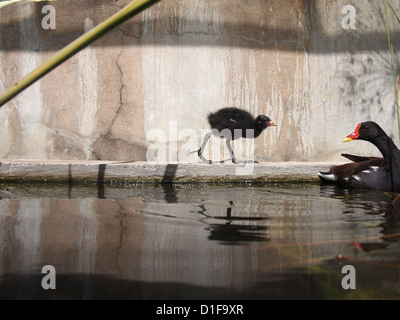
0, 182, 399, 299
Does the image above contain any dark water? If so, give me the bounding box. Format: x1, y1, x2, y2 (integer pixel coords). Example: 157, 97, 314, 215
0, 182, 399, 300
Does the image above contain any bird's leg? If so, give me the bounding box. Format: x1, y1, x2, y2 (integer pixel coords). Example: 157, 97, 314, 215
198, 132, 212, 157
225, 138, 236, 164
197, 132, 213, 164
225, 201, 234, 224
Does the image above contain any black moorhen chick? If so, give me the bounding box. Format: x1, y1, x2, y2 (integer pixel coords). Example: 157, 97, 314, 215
197, 107, 276, 164
318, 121, 400, 192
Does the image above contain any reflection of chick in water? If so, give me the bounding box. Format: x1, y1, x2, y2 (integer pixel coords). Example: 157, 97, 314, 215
192, 201, 270, 244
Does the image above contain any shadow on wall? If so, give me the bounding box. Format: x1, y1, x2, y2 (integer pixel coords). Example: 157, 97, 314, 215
0, 0, 399, 53
161, 164, 178, 203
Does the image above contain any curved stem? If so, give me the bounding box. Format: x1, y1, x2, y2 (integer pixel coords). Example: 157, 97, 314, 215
0, 0, 161, 107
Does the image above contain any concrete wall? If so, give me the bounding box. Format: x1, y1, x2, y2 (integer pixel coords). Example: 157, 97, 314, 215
0, 0, 399, 162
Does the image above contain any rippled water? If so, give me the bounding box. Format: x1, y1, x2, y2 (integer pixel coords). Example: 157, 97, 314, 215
0, 182, 399, 300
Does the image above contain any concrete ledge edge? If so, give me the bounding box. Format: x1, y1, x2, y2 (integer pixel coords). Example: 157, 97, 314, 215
0, 159, 346, 184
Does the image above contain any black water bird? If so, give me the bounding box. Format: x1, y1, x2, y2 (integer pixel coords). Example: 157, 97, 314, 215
197, 107, 276, 164
318, 121, 400, 192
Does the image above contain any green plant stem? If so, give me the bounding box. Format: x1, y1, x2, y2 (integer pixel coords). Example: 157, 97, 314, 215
0, 0, 23, 9
0, 0, 161, 107
0, 0, 55, 9
387, 0, 400, 24
385, 0, 400, 139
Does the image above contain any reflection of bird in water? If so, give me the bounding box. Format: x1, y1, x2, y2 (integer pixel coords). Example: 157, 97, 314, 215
192, 201, 264, 223
321, 184, 400, 266
191, 200, 269, 244
392, 194, 400, 213
161, 164, 178, 203
349, 242, 389, 253
225, 201, 234, 224
339, 241, 400, 267
207, 222, 269, 244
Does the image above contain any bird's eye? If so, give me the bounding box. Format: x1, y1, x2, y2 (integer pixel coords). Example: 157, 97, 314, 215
365, 125, 369, 130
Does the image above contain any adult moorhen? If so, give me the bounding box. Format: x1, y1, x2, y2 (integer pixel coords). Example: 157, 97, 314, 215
318, 121, 400, 192
196, 107, 276, 164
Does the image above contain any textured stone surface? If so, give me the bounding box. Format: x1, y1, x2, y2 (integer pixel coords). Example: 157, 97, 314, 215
0, 159, 345, 183
0, 0, 399, 162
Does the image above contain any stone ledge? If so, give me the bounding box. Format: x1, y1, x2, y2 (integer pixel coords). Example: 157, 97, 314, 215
0, 159, 346, 184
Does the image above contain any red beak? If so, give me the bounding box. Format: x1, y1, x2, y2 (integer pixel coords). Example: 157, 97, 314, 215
343, 123, 361, 142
